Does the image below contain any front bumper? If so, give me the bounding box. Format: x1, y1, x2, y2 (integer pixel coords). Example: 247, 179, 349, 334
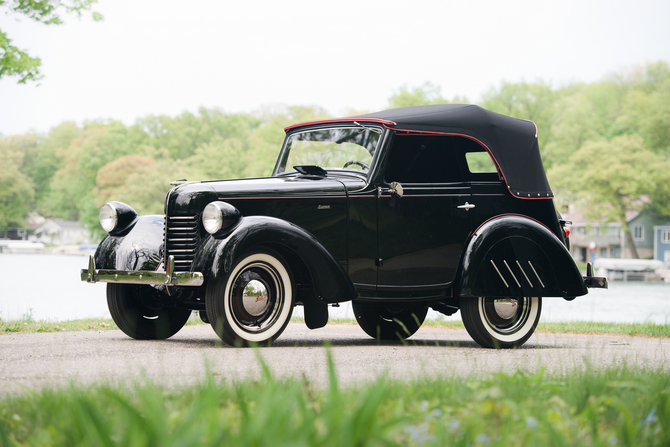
80, 255, 204, 287
583, 262, 608, 289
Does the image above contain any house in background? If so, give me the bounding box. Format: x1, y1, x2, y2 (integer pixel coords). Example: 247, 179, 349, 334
654, 222, 670, 267
33, 219, 93, 246
562, 207, 661, 262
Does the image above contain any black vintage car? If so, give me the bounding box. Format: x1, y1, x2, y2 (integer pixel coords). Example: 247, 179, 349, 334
81, 104, 607, 348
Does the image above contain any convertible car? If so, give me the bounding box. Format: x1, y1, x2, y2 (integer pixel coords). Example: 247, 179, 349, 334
81, 104, 607, 348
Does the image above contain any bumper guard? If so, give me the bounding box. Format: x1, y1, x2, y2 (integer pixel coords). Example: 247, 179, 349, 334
80, 255, 204, 287
583, 262, 608, 289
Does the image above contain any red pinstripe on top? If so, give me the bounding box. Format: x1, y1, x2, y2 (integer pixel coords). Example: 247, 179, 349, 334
282, 120, 552, 201
284, 118, 396, 132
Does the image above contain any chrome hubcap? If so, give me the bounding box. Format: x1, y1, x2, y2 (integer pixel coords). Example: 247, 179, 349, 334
230, 262, 283, 333
482, 297, 532, 335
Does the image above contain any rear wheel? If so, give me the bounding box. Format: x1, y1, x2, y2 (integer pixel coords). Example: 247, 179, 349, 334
107, 283, 191, 340
205, 248, 294, 346
460, 296, 541, 348
352, 302, 428, 340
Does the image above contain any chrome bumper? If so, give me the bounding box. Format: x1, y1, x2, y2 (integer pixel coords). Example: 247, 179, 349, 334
583, 262, 608, 289
80, 255, 204, 287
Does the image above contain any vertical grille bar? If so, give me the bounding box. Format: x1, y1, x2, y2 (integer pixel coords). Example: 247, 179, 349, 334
165, 215, 198, 272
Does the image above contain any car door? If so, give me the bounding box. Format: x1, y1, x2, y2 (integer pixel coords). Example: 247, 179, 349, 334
376, 135, 473, 290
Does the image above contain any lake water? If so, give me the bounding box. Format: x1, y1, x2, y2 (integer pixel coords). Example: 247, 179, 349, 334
1, 253, 669, 324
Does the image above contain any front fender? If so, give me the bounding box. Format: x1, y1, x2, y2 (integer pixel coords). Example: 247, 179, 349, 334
459, 215, 587, 298
192, 216, 356, 304
94, 215, 164, 271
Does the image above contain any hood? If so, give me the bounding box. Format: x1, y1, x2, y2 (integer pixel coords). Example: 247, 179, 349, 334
166, 176, 360, 215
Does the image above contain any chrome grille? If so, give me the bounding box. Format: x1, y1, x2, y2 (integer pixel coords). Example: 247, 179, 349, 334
165, 215, 198, 272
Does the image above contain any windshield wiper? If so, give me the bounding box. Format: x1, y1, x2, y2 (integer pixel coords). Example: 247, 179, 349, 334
353, 121, 382, 134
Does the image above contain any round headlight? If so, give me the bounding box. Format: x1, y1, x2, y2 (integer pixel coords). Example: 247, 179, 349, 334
99, 203, 118, 232
202, 202, 223, 234
202, 201, 241, 235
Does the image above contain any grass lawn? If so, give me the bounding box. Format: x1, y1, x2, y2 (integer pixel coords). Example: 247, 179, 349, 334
2, 315, 670, 338
1, 355, 668, 446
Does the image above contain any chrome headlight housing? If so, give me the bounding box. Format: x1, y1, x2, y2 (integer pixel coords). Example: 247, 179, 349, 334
99, 201, 138, 234
203, 201, 241, 235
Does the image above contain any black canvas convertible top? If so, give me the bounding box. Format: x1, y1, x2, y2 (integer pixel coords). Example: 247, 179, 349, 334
353, 104, 552, 199
287, 104, 553, 199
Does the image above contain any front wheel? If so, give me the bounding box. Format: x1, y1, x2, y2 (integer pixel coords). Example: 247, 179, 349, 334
460, 296, 541, 348
352, 302, 428, 340
205, 248, 294, 346
107, 284, 191, 340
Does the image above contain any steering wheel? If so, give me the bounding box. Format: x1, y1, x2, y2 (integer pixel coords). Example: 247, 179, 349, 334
343, 160, 369, 170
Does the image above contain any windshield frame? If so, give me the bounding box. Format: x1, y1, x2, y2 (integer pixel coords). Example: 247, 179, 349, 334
272, 124, 386, 178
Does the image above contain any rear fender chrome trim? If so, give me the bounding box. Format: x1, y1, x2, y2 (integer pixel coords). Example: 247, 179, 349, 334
515, 260, 533, 288
490, 260, 509, 288
503, 260, 521, 287
527, 261, 545, 288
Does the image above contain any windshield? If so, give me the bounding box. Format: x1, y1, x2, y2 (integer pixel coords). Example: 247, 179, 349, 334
274, 127, 382, 175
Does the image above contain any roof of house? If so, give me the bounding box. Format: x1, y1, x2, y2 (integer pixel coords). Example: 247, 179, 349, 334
562, 208, 642, 227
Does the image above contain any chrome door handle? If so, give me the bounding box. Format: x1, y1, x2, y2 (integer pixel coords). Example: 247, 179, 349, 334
457, 202, 475, 211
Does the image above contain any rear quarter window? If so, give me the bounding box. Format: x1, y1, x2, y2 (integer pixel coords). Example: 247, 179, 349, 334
465, 151, 497, 173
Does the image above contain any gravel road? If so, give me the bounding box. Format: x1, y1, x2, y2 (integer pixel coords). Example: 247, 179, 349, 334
1, 323, 669, 394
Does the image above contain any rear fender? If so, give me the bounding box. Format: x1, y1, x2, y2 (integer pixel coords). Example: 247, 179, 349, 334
192, 216, 356, 305
94, 215, 164, 271
458, 215, 587, 298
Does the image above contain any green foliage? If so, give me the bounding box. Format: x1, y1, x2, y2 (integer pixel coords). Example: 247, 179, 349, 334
4, 315, 670, 338
0, 314, 211, 334
0, 136, 35, 228
1, 363, 669, 446
0, 0, 103, 83
549, 134, 670, 257
2, 61, 670, 239
0, 29, 41, 83
482, 80, 556, 150
388, 81, 468, 108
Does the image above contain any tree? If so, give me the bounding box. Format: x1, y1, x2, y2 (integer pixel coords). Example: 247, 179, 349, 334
136, 108, 260, 161
388, 82, 467, 108
0, 138, 34, 229
94, 154, 156, 206
45, 122, 136, 221
28, 121, 80, 213
103, 159, 203, 218
0, 0, 102, 83
186, 137, 248, 180
549, 135, 669, 259
542, 92, 600, 168
244, 105, 331, 178
481, 80, 556, 150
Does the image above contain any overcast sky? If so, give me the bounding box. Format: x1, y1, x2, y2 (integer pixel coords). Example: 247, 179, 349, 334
1, 0, 669, 136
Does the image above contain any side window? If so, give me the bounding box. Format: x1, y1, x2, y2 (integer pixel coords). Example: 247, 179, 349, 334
454, 136, 499, 181
633, 224, 644, 241
465, 151, 497, 173
384, 135, 464, 184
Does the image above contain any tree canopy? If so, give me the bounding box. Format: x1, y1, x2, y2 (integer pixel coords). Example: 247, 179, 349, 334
0, 0, 102, 83
1, 61, 669, 250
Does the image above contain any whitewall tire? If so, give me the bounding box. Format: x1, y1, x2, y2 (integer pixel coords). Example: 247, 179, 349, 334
205, 248, 294, 346
460, 296, 541, 348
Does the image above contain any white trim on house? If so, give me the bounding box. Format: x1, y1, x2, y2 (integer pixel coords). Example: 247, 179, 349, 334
653, 224, 670, 267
